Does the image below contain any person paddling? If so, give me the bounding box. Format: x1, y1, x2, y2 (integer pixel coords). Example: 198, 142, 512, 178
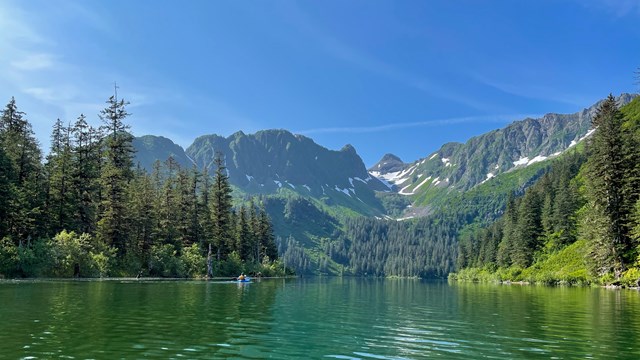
238, 273, 246, 281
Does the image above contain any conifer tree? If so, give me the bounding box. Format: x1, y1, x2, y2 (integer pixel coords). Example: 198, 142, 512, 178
96, 91, 134, 255
71, 114, 101, 234
127, 166, 156, 267
0, 145, 14, 237
584, 95, 629, 277
235, 204, 251, 261
258, 205, 278, 262
198, 167, 215, 277
46, 119, 76, 233
247, 199, 259, 261
497, 195, 518, 267
175, 167, 200, 250
0, 98, 45, 243
512, 189, 542, 267
159, 157, 179, 249
209, 151, 233, 262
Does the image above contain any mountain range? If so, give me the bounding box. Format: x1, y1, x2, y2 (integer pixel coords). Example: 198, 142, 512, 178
135, 93, 635, 215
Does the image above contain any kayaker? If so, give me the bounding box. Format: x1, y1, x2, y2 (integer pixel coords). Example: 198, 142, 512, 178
238, 273, 246, 281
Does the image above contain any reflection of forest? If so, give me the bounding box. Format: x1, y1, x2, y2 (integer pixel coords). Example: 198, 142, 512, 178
3, 280, 640, 359
452, 283, 640, 358
0, 280, 283, 358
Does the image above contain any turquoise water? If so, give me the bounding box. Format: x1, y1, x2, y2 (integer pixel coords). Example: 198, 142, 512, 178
1, 278, 639, 359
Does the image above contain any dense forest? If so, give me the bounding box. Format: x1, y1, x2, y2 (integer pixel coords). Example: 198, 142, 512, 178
0, 94, 281, 278
272, 213, 458, 278
268, 154, 551, 278
453, 95, 640, 286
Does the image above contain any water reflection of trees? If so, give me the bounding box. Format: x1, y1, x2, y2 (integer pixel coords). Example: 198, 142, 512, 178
1, 280, 282, 358
452, 283, 640, 358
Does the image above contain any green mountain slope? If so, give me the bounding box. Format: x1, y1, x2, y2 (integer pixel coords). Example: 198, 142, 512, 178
452, 96, 640, 285
371, 94, 637, 215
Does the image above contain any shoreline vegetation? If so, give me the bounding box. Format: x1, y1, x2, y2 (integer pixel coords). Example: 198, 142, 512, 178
0, 94, 286, 280
454, 96, 640, 289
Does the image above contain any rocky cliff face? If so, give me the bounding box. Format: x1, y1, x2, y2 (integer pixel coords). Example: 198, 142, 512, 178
134, 129, 388, 216
186, 130, 387, 195
133, 135, 194, 170
369, 153, 406, 175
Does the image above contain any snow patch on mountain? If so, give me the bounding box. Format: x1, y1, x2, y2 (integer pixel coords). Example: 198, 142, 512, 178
396, 215, 415, 221
399, 183, 415, 195
334, 185, 353, 197
481, 172, 495, 185
513, 155, 548, 167
414, 176, 432, 190
513, 157, 529, 166
528, 155, 547, 165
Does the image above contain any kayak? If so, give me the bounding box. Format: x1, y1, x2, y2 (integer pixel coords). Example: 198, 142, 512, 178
237, 277, 251, 283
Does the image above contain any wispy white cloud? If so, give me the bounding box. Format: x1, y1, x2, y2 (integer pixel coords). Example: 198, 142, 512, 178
22, 86, 75, 103
10, 53, 57, 71
279, 3, 505, 114
0, 0, 254, 151
579, 0, 640, 17
470, 73, 592, 108
0, 3, 95, 109
296, 114, 537, 135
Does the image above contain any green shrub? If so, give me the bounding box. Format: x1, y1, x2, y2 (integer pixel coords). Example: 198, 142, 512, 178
0, 237, 19, 277
181, 244, 206, 278
219, 251, 243, 276
621, 268, 640, 287
599, 272, 616, 285
149, 244, 185, 277
48, 231, 113, 277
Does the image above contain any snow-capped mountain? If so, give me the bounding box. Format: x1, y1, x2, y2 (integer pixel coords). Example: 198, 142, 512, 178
369, 93, 637, 204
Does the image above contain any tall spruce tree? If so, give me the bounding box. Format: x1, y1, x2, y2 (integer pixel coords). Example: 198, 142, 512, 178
0, 145, 14, 238
0, 98, 45, 243
512, 189, 542, 267
209, 151, 233, 262
71, 114, 101, 234
127, 166, 156, 269
257, 204, 277, 262
497, 194, 518, 267
96, 91, 134, 255
46, 119, 76, 234
159, 156, 180, 249
235, 204, 251, 261
584, 95, 629, 277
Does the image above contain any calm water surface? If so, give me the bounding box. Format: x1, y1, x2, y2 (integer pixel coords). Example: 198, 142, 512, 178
1, 278, 639, 359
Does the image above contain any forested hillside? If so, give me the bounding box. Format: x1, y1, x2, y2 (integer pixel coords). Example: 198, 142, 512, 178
0, 95, 282, 278
452, 96, 640, 286
370, 94, 636, 217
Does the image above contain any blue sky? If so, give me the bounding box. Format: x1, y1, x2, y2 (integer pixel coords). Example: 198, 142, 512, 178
1, 0, 638, 166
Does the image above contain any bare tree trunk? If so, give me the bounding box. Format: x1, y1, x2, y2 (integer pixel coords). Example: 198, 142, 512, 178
207, 243, 213, 278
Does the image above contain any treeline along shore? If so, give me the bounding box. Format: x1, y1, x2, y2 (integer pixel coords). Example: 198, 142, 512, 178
0, 93, 285, 278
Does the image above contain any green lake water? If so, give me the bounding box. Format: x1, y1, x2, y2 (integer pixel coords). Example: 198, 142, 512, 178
1, 278, 639, 359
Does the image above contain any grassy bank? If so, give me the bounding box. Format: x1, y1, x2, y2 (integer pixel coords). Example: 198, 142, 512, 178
450, 239, 640, 287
